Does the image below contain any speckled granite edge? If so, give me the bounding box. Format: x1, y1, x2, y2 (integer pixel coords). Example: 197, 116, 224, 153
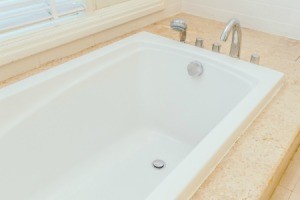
260, 130, 300, 200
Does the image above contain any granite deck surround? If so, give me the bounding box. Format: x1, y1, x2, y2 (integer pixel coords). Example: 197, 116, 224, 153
1, 13, 300, 200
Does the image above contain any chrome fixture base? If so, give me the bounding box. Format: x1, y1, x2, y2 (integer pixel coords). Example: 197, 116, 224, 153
250, 53, 260, 64
195, 37, 204, 47
212, 42, 221, 53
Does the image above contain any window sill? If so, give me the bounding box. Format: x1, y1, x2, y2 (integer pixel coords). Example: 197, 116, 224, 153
0, 0, 165, 66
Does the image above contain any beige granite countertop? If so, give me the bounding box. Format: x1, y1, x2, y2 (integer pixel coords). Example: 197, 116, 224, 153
1, 13, 300, 200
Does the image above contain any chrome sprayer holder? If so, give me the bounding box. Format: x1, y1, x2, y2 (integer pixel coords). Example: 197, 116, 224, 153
170, 19, 188, 42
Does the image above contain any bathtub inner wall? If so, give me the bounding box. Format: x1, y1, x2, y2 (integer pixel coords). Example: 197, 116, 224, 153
0, 45, 254, 199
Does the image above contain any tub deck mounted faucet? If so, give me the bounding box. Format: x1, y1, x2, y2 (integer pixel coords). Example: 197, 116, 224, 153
220, 18, 242, 58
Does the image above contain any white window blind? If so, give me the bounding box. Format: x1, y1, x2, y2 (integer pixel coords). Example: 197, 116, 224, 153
0, 0, 86, 33
96, 0, 130, 9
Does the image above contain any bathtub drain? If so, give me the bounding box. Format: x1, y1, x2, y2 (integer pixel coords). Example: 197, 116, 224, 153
152, 159, 165, 169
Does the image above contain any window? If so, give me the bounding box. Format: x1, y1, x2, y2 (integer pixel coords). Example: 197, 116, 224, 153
0, 0, 86, 33
0, 0, 165, 66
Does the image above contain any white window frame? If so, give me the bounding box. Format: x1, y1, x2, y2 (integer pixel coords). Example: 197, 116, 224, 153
0, 0, 88, 35
0, 0, 165, 66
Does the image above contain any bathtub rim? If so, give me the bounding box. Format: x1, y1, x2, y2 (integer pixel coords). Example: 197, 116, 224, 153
0, 32, 284, 200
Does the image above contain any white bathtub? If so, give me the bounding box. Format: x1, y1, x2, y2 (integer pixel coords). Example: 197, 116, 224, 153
0, 32, 283, 200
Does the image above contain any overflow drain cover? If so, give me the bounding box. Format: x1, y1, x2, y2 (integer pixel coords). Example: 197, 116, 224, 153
152, 159, 165, 169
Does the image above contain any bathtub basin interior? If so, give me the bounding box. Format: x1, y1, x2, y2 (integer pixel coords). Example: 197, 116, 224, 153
0, 32, 283, 200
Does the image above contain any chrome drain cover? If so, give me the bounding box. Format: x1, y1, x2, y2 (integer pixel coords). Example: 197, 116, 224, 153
152, 159, 165, 169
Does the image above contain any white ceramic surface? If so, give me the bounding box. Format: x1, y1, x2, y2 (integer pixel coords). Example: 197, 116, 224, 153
0, 32, 283, 200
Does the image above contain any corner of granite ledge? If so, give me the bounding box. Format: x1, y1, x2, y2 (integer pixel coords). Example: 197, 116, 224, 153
189, 69, 300, 199
190, 125, 300, 200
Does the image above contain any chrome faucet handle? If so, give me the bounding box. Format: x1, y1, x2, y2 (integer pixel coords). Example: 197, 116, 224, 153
212, 42, 221, 53
250, 53, 260, 64
170, 18, 187, 42
195, 37, 203, 47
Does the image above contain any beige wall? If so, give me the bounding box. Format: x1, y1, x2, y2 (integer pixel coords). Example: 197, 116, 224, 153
182, 0, 300, 40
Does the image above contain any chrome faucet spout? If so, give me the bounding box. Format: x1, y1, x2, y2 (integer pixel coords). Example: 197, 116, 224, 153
220, 18, 242, 58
